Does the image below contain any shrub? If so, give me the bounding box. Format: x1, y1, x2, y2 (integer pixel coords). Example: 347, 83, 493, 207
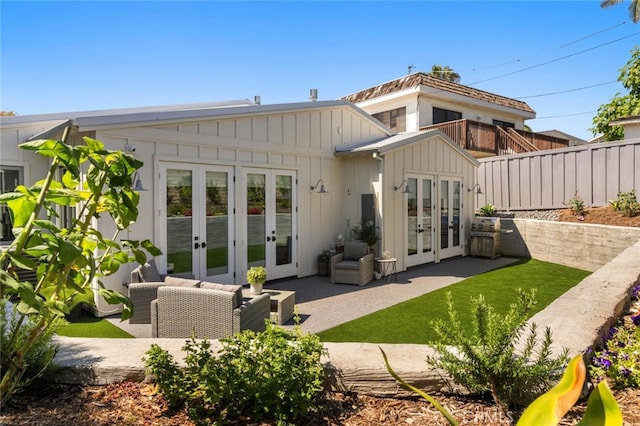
478, 204, 497, 217
0, 299, 61, 401
564, 192, 585, 216
589, 285, 640, 389
144, 321, 327, 424
609, 190, 640, 217
426, 289, 569, 413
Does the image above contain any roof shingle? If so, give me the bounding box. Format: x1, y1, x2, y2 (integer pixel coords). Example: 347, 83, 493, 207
342, 72, 535, 115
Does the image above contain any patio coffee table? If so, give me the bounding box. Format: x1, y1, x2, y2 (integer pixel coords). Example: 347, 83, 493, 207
243, 288, 295, 325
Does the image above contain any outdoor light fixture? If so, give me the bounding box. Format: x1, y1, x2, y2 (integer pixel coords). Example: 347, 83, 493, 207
132, 172, 148, 191
393, 179, 412, 194
310, 179, 328, 194
468, 183, 483, 194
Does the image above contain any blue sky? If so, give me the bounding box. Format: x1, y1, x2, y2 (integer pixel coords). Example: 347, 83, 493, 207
1, 1, 638, 140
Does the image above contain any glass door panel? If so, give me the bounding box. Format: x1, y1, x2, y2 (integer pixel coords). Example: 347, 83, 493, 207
406, 175, 434, 267
166, 169, 194, 276
275, 174, 292, 266
205, 171, 229, 277
244, 169, 297, 281
439, 176, 463, 260
247, 173, 266, 268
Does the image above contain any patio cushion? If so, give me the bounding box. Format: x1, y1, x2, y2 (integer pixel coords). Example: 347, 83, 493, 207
139, 259, 162, 282
344, 242, 368, 261
335, 260, 361, 270
200, 282, 243, 308
165, 276, 202, 288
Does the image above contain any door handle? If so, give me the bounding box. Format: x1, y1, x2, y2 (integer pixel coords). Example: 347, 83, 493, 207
194, 242, 200, 249
201, 242, 206, 248
266, 236, 271, 242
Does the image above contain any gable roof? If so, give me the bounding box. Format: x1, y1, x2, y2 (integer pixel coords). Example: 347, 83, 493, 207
335, 129, 479, 166
341, 72, 535, 115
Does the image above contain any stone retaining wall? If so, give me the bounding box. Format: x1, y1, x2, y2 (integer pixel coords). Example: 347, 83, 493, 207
499, 219, 640, 272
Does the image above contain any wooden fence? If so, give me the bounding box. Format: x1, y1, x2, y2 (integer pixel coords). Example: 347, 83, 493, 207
476, 139, 640, 210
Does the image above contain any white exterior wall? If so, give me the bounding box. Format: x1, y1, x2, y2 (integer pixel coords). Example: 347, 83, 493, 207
418, 96, 526, 130
90, 105, 387, 307
0, 123, 59, 185
380, 134, 478, 272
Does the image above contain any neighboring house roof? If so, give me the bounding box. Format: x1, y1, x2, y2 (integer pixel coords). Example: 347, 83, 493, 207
1, 99, 392, 139
537, 129, 588, 146
341, 72, 535, 115
610, 114, 640, 126
335, 129, 479, 166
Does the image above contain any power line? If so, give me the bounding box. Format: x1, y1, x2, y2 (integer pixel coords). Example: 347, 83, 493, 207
467, 31, 640, 86
534, 111, 597, 120
470, 21, 628, 72
514, 81, 618, 99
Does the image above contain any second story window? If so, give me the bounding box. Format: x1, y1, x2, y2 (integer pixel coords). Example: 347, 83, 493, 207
433, 107, 462, 124
372, 107, 406, 133
1, 166, 22, 242
493, 119, 515, 129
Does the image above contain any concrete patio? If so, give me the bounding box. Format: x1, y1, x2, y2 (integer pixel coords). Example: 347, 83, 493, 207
52, 240, 640, 396
107, 255, 519, 337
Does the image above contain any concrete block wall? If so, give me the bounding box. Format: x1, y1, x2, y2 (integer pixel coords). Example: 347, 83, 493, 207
499, 219, 640, 272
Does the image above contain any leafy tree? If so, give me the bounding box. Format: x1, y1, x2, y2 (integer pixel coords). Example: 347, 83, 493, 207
429, 64, 461, 83
601, 0, 640, 23
0, 111, 17, 116
0, 132, 159, 403
591, 46, 640, 140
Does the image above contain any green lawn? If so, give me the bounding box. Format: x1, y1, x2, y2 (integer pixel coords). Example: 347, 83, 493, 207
57, 311, 133, 338
317, 258, 590, 344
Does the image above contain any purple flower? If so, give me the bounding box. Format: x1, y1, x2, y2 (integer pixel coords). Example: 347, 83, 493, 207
631, 314, 640, 326
621, 367, 632, 377
632, 285, 640, 299
596, 357, 612, 370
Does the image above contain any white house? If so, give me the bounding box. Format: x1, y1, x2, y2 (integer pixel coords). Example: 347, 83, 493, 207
611, 114, 640, 139
2, 97, 479, 315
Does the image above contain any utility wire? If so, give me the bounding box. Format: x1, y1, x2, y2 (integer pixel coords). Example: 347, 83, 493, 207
514, 81, 618, 99
534, 111, 597, 119
470, 21, 627, 72
467, 31, 640, 86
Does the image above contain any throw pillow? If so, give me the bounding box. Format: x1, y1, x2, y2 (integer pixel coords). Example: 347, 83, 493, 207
165, 276, 202, 288
139, 259, 162, 282
200, 282, 243, 308
344, 243, 366, 261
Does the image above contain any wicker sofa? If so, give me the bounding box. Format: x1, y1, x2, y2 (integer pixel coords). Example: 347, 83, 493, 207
330, 242, 374, 286
151, 283, 270, 339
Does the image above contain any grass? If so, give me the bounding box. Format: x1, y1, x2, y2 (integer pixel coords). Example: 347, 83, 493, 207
317, 258, 590, 344
57, 310, 133, 338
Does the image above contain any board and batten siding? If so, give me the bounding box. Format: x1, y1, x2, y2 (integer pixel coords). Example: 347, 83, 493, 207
95, 105, 388, 290
381, 134, 478, 270
477, 139, 640, 211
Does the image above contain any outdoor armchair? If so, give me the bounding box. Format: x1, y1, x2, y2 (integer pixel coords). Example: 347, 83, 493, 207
151, 284, 271, 339
128, 275, 202, 324
330, 241, 374, 286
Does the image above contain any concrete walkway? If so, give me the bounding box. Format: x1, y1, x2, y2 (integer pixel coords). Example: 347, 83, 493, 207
52, 243, 640, 396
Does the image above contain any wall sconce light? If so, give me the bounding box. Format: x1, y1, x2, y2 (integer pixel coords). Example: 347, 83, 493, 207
393, 179, 412, 194
132, 172, 148, 191
124, 141, 136, 154
467, 183, 483, 195
310, 179, 328, 194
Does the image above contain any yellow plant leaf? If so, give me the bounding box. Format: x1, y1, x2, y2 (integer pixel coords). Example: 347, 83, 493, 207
517, 354, 586, 426
576, 380, 623, 426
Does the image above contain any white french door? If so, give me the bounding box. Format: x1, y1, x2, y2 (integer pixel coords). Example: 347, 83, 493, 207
438, 176, 463, 259
244, 169, 297, 281
160, 163, 235, 283
405, 175, 435, 267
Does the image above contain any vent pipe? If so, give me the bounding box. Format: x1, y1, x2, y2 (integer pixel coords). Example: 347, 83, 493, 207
309, 88, 318, 102
254, 95, 261, 105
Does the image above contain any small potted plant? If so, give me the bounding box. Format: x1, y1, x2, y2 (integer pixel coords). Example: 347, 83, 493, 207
246, 266, 267, 294
317, 251, 330, 277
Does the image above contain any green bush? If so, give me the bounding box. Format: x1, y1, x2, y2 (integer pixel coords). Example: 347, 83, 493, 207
609, 190, 640, 217
144, 321, 327, 425
589, 284, 640, 389
478, 204, 497, 217
0, 299, 61, 401
426, 289, 569, 412
565, 192, 585, 216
